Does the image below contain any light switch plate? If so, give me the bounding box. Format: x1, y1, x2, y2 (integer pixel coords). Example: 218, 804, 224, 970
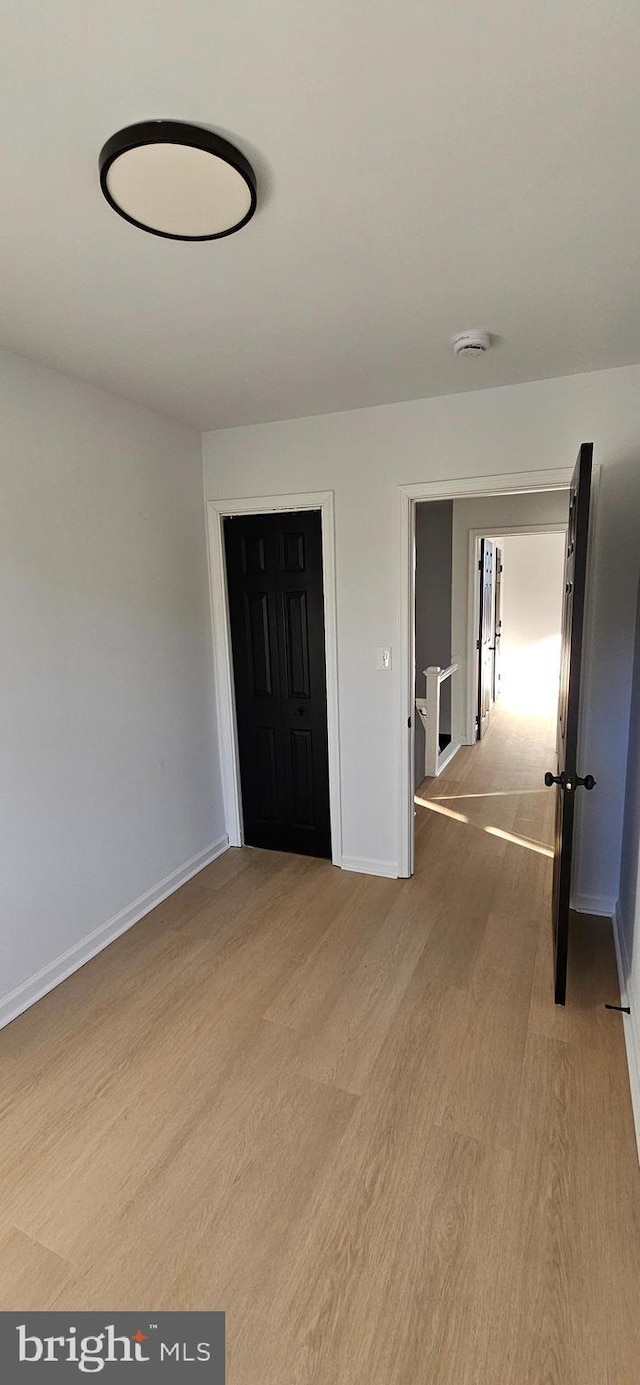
375, 646, 392, 670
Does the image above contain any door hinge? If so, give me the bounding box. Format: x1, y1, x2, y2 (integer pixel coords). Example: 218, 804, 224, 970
407, 716, 412, 729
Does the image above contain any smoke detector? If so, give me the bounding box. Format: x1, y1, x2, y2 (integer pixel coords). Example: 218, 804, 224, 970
452, 330, 491, 358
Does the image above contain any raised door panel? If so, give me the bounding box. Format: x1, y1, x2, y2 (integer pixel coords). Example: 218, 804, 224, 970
282, 590, 311, 700
280, 529, 306, 573
240, 533, 267, 575
289, 728, 316, 827
254, 726, 280, 823
244, 591, 274, 698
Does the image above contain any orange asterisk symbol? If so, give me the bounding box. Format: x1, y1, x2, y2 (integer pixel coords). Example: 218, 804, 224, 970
131, 1330, 149, 1343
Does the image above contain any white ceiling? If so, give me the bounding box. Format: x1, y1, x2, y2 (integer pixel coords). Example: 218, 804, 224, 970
2, 1, 640, 430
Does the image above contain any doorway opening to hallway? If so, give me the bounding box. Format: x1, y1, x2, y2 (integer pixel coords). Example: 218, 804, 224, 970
413, 514, 568, 922
400, 448, 596, 1005
411, 496, 569, 858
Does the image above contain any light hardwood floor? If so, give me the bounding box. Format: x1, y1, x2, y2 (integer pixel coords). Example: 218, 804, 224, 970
1, 705, 639, 1382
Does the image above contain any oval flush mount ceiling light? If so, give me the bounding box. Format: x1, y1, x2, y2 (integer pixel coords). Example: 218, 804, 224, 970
99, 120, 257, 241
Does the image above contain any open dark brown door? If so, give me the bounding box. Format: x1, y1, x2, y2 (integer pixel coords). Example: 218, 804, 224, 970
477, 538, 495, 739
545, 443, 596, 1004
224, 510, 331, 859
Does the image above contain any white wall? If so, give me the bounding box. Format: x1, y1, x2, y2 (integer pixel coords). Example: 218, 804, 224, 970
0, 347, 225, 1023
500, 532, 566, 715
203, 363, 640, 905
450, 491, 569, 743
617, 577, 640, 1151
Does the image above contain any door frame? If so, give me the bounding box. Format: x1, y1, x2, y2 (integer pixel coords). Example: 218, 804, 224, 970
465, 522, 568, 747
206, 491, 342, 867
396, 468, 576, 878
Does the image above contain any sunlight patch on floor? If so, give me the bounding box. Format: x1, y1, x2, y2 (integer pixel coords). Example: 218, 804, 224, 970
414, 798, 469, 824
430, 789, 547, 802
483, 825, 554, 857
414, 794, 554, 857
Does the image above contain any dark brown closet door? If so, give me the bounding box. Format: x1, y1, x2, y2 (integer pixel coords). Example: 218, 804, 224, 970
224, 510, 331, 859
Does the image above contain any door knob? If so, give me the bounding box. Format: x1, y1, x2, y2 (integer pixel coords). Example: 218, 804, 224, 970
544, 770, 596, 792
295, 707, 304, 716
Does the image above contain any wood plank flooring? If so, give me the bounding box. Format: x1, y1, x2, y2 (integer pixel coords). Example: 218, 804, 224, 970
1, 705, 639, 1382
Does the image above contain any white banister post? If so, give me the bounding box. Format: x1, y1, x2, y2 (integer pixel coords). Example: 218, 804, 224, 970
424, 666, 441, 777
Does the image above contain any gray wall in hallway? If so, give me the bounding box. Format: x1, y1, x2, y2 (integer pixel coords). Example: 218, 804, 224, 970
617, 575, 640, 1145
414, 500, 453, 786
619, 579, 640, 945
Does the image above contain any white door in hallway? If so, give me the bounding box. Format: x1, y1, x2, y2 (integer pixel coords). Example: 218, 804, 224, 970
477, 538, 495, 739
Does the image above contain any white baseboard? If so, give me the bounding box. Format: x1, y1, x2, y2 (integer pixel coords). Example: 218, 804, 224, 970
570, 892, 618, 916
611, 902, 640, 1166
0, 835, 229, 1033
341, 855, 399, 879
